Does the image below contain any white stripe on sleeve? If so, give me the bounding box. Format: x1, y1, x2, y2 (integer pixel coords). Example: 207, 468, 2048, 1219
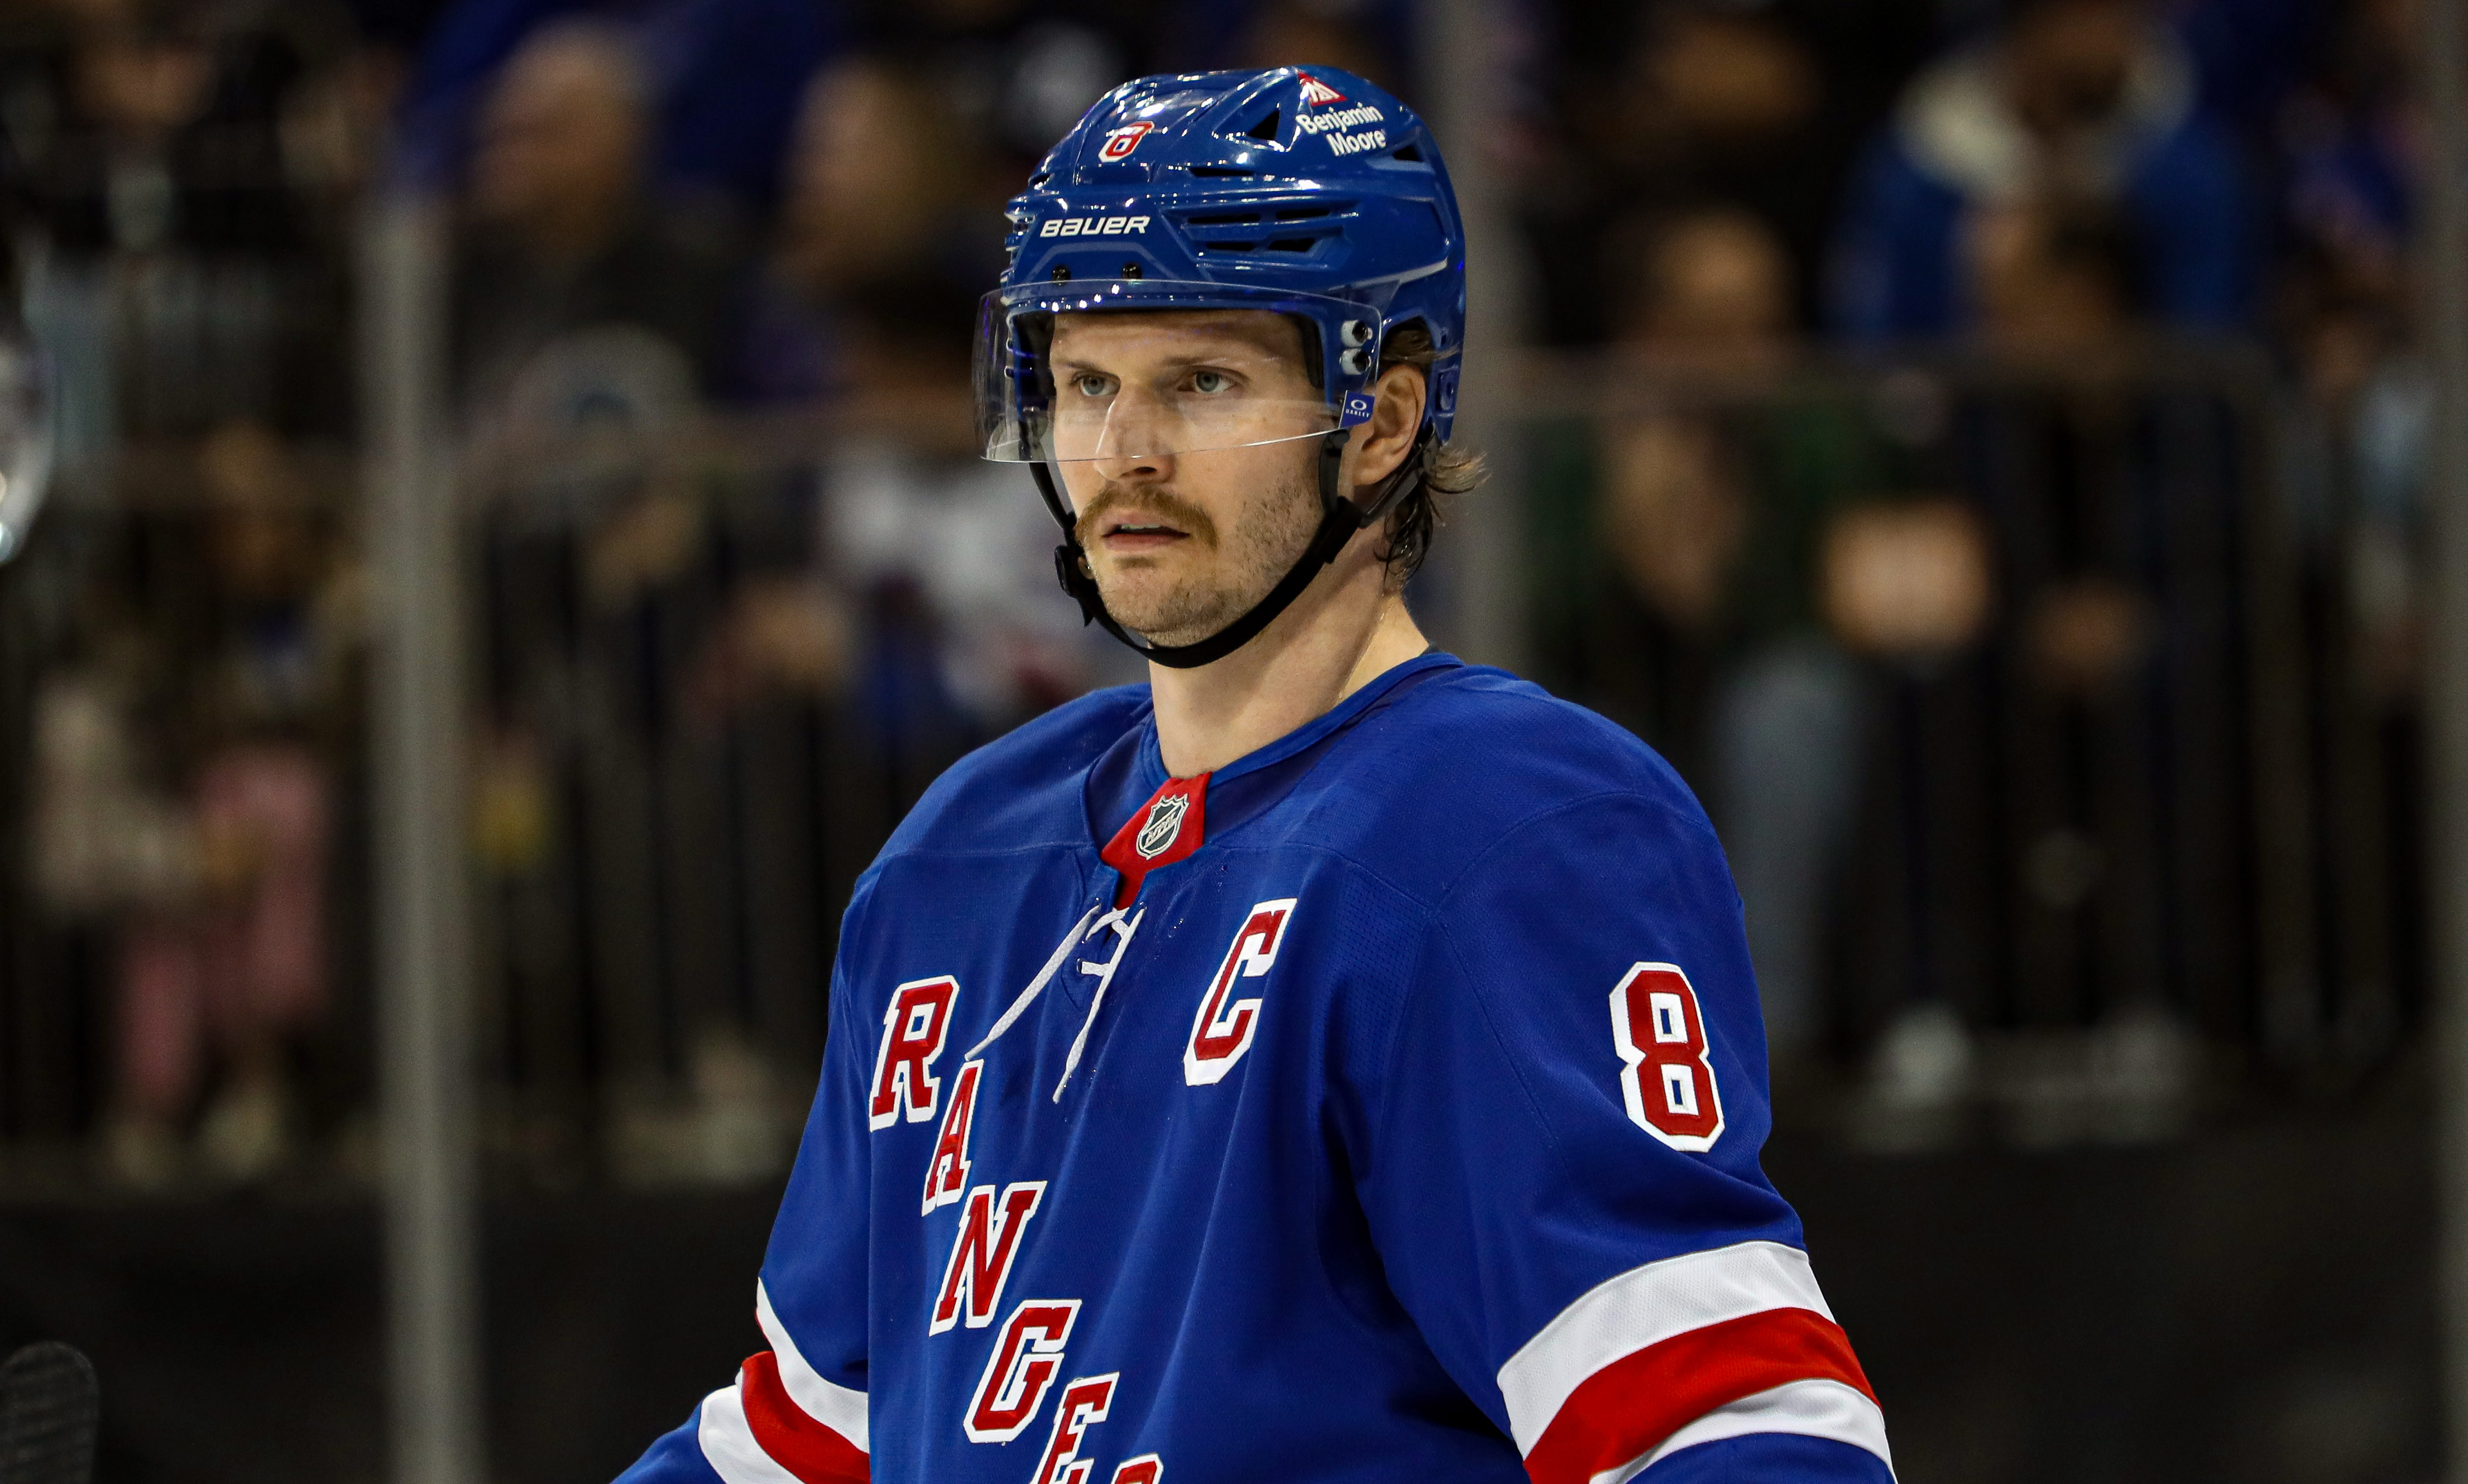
1586, 1379, 1894, 1484
1496, 1241, 1837, 1455
695, 1384, 806, 1484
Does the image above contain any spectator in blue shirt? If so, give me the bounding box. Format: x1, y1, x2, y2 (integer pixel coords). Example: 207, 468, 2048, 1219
1830, 0, 2250, 341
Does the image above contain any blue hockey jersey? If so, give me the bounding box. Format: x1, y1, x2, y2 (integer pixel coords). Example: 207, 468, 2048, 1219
619, 655, 1894, 1484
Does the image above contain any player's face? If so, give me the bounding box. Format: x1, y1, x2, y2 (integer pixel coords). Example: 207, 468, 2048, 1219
1047, 311, 1328, 647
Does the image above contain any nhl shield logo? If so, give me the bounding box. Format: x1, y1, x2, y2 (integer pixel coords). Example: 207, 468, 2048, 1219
1100, 121, 1156, 162
1137, 793, 1190, 859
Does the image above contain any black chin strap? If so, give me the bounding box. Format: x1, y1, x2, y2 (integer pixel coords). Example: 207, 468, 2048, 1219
1037, 429, 1418, 670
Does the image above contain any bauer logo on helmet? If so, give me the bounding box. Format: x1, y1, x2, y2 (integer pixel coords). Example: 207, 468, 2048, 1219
1100, 122, 1156, 162
1038, 215, 1152, 238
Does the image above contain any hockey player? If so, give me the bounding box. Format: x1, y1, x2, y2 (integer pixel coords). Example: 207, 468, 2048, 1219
619, 66, 1892, 1484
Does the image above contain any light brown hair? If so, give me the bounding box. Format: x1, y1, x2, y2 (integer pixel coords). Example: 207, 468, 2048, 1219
1372, 322, 1486, 587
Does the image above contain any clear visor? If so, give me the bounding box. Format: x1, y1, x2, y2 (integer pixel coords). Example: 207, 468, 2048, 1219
976, 280, 1367, 464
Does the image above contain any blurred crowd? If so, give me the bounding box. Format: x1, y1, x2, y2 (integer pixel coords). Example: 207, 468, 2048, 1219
0, 0, 2439, 1179
1518, 0, 2428, 1113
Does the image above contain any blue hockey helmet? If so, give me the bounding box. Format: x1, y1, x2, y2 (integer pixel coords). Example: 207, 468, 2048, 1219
974, 66, 1469, 667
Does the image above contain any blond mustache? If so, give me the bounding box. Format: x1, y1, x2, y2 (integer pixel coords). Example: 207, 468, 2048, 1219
1075, 484, 1220, 549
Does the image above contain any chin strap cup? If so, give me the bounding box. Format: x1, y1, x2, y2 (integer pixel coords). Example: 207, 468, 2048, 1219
1036, 429, 1417, 670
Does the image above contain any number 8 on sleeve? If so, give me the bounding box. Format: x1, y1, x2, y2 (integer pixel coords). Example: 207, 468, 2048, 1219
1609, 963, 1726, 1152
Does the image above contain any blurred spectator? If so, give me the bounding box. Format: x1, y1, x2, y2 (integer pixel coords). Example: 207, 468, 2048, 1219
1830, 0, 2250, 340
450, 19, 749, 417
2274, 0, 2414, 402
1526, 0, 1939, 342
1613, 206, 1798, 361
1539, 207, 1977, 1056
727, 54, 980, 404
2172, 0, 2328, 138
32, 4, 296, 256
1228, 0, 1395, 84
2271, 0, 2425, 707
0, 0, 365, 1175
33, 422, 353, 1186
113, 736, 332, 1184
855, 0, 1127, 170
2279, 0, 2411, 332
279, 43, 411, 238
745, 51, 999, 406
816, 294, 1130, 732
394, 0, 836, 219
1968, 198, 2141, 353
704, 49, 1129, 738
9, 0, 358, 464
1945, 194, 2167, 723
1615, 7, 1825, 247
1157, 0, 1407, 93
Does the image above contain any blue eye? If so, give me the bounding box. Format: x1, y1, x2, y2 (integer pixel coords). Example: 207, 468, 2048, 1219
1191, 371, 1230, 394
1074, 375, 1114, 397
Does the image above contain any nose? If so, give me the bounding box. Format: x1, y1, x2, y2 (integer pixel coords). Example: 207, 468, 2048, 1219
1090, 446, 1174, 485
1088, 385, 1178, 485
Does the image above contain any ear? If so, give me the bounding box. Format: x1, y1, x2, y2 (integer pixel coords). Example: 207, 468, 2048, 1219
1348, 359, 1429, 496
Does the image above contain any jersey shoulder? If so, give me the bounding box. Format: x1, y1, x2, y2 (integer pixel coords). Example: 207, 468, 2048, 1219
1278, 666, 1722, 906
876, 683, 1151, 863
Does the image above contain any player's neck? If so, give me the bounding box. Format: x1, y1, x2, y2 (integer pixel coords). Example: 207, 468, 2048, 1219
1147, 569, 1427, 779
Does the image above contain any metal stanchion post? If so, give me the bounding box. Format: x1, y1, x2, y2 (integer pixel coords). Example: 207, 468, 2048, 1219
362, 195, 484, 1484
1420, 0, 1532, 670
2421, 0, 2468, 1476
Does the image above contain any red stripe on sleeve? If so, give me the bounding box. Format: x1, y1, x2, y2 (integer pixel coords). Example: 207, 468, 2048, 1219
1520, 1308, 1875, 1484
739, 1352, 870, 1483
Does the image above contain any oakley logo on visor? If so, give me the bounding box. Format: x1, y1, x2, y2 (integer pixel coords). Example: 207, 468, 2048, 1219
1340, 393, 1376, 428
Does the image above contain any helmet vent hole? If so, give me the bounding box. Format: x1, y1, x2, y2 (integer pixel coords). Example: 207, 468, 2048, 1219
1189, 166, 1255, 177
1246, 109, 1282, 141
1268, 238, 1315, 253
1274, 206, 1332, 221
1391, 142, 1423, 162
1186, 211, 1263, 225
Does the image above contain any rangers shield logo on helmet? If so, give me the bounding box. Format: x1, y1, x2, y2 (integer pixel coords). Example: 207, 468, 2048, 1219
1099, 121, 1155, 161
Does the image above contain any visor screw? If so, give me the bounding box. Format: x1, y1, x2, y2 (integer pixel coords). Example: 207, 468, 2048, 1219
1341, 319, 1374, 348
1122, 262, 1143, 279
1339, 345, 1373, 376
1051, 265, 1072, 282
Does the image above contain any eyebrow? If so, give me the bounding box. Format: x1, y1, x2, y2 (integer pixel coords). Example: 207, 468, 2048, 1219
1048, 349, 1270, 376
